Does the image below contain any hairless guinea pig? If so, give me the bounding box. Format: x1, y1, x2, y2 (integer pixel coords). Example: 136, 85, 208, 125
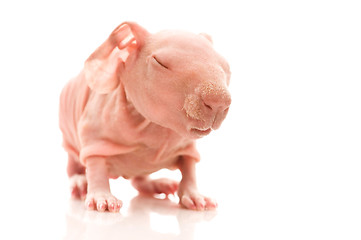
59, 22, 231, 212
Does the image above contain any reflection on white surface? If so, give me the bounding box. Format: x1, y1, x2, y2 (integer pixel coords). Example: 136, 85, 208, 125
64, 194, 216, 240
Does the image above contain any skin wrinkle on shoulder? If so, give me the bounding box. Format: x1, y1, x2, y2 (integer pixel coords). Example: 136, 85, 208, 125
74, 79, 199, 172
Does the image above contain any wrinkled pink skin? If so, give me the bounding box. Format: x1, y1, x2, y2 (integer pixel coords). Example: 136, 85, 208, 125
59, 22, 231, 212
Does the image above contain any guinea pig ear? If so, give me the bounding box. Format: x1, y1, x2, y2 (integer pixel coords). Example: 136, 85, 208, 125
199, 33, 213, 44
84, 22, 149, 94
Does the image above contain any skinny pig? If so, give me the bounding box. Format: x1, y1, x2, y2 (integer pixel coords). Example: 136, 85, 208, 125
59, 22, 231, 212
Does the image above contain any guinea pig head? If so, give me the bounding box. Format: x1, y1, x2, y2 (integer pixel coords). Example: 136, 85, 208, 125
84, 22, 231, 139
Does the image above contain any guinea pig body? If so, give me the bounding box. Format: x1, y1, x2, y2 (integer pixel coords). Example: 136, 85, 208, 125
59, 22, 231, 212
60, 73, 199, 179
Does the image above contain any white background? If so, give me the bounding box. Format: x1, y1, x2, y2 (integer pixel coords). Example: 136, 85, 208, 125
0, 0, 360, 239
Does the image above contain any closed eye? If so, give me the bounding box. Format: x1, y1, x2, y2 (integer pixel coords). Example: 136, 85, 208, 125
153, 56, 169, 69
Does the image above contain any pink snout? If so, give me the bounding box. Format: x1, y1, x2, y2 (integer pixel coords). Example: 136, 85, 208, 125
202, 90, 231, 130
184, 84, 231, 137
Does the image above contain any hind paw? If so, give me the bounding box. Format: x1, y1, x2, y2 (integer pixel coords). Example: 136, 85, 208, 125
69, 174, 87, 200
132, 177, 179, 196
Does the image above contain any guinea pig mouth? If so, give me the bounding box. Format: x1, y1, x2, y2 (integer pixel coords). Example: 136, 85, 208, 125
190, 127, 212, 137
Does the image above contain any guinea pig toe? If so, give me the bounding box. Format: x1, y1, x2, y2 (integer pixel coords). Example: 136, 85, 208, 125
180, 195, 197, 210
107, 198, 123, 212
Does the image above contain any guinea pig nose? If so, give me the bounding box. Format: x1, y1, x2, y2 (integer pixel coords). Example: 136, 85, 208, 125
202, 91, 232, 112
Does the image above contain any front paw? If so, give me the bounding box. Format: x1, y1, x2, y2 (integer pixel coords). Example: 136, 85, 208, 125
178, 185, 217, 211
85, 191, 122, 213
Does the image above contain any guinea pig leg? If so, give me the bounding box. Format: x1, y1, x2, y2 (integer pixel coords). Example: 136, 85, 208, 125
67, 154, 87, 199
84, 157, 122, 212
177, 157, 218, 211
131, 175, 179, 196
